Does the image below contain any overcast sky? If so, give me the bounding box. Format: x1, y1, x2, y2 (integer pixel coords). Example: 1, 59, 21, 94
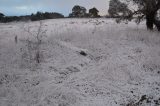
0, 0, 110, 16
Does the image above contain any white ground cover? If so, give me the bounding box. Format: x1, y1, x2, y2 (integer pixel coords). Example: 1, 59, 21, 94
0, 18, 160, 106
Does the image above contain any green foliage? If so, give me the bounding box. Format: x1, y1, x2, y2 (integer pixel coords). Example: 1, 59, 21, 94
31, 12, 64, 21
0, 12, 5, 22
69, 5, 87, 18
0, 11, 64, 23
89, 7, 100, 18
0, 12, 4, 17
1, 16, 21, 23
111, 0, 160, 31
108, 0, 132, 18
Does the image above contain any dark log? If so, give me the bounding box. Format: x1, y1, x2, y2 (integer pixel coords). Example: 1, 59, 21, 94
79, 51, 87, 56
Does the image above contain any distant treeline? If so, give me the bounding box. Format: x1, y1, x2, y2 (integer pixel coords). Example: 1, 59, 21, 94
0, 5, 103, 23
0, 12, 64, 23
30, 12, 64, 21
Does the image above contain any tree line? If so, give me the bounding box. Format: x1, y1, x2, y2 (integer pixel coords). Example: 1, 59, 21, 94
0, 5, 100, 23
69, 5, 100, 18
0, 12, 64, 22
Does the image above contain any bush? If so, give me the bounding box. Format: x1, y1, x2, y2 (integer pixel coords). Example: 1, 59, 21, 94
31, 12, 64, 21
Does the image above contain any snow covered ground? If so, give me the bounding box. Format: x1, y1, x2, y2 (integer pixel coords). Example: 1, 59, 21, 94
0, 18, 160, 106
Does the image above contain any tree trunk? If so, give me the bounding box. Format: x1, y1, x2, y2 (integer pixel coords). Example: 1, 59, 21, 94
146, 13, 154, 30
154, 19, 160, 31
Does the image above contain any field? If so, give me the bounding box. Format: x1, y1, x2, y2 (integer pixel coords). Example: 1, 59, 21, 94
0, 18, 160, 106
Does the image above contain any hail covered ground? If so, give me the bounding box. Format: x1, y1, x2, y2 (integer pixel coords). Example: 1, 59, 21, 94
0, 18, 160, 106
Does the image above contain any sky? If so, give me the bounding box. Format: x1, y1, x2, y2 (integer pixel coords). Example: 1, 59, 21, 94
0, 0, 110, 16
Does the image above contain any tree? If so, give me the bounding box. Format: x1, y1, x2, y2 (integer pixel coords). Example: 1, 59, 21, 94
22, 21, 46, 65
50, 12, 64, 18
31, 11, 44, 21
44, 12, 51, 19
0, 13, 4, 17
156, 10, 160, 19
36, 11, 44, 20
43, 12, 64, 19
89, 7, 100, 18
69, 5, 87, 17
108, 0, 132, 18
31, 12, 64, 21
112, 0, 160, 31
0, 12, 5, 21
